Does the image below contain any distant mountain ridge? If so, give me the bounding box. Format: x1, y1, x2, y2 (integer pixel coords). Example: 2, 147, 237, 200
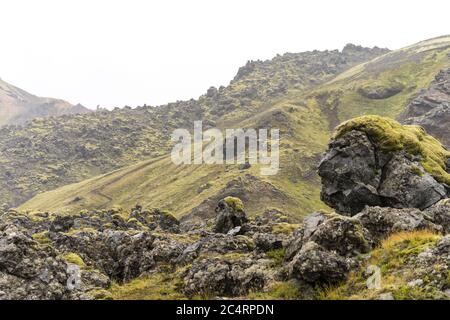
0, 77, 90, 126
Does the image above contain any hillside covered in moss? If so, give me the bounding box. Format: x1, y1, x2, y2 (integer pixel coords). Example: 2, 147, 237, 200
15, 36, 450, 222
1, 43, 388, 210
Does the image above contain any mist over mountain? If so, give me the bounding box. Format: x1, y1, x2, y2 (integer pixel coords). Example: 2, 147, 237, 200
0, 77, 90, 126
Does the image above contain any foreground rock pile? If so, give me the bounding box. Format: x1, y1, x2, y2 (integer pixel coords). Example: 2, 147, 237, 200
1, 194, 449, 299
284, 201, 450, 286
0, 199, 299, 299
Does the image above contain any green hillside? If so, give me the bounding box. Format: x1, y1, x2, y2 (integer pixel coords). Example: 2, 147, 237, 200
19, 36, 450, 221
19, 97, 331, 219
1, 43, 386, 208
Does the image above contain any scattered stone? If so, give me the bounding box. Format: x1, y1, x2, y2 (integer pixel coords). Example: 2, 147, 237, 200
288, 241, 352, 284
407, 279, 424, 287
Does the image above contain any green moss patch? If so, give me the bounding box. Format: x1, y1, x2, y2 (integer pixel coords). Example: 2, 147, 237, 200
32, 231, 51, 245
61, 252, 87, 269
266, 248, 286, 267
224, 196, 245, 212
272, 222, 300, 235
248, 281, 303, 300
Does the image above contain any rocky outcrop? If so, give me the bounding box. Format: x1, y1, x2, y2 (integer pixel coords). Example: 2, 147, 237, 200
318, 229, 450, 300
318, 131, 384, 214
319, 116, 449, 215
287, 115, 450, 291
424, 200, 450, 234
400, 68, 450, 147
285, 200, 450, 286
233, 44, 389, 87
358, 83, 404, 100
0, 193, 449, 300
353, 206, 442, 244
0, 207, 191, 299
288, 241, 353, 284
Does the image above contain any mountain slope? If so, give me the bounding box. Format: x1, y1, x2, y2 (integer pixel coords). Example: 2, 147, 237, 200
0, 44, 386, 208
0, 78, 90, 126
19, 37, 450, 221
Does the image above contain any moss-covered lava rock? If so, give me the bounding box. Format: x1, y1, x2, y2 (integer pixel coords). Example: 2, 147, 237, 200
319, 115, 449, 215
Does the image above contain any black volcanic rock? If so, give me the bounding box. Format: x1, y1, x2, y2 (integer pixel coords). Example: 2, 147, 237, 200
0, 223, 89, 299
318, 130, 383, 214
318, 127, 448, 215
213, 197, 249, 234
0, 199, 302, 299
288, 241, 352, 285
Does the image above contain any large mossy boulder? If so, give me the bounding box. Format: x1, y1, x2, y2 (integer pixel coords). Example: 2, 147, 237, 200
319, 115, 449, 215
288, 241, 352, 285
182, 255, 272, 297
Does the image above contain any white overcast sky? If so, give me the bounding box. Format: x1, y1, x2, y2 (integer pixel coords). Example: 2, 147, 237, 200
0, 0, 449, 109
